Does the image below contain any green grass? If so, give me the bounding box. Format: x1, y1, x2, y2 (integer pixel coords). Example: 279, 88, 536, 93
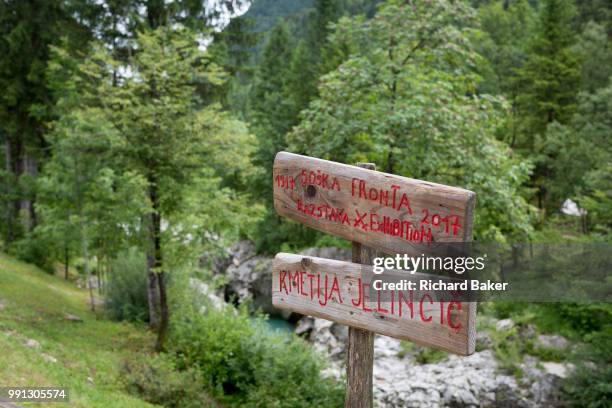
0, 253, 157, 407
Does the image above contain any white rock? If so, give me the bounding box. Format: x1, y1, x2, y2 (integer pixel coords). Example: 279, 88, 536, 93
537, 334, 569, 350
41, 353, 57, 363
189, 278, 227, 311
496, 318, 515, 331
64, 313, 83, 323
295, 317, 314, 336
542, 362, 573, 379
25, 339, 41, 349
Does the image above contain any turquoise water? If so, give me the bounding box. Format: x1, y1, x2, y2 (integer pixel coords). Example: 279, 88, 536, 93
256, 317, 295, 334
266, 317, 295, 333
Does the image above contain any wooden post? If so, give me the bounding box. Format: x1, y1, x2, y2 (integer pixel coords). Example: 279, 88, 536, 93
346, 163, 376, 408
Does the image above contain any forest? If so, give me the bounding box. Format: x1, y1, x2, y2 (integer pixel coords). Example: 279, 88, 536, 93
0, 0, 610, 407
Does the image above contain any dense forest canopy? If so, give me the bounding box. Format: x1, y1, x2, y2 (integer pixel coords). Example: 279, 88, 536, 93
0, 0, 610, 373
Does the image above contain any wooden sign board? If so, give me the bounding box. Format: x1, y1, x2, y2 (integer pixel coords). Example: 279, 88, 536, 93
273, 252, 476, 355
273, 152, 476, 256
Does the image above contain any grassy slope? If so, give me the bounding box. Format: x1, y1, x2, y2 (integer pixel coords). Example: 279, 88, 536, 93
0, 253, 156, 408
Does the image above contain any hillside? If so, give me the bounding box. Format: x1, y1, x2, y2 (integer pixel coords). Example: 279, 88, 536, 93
243, 0, 314, 33
0, 253, 155, 408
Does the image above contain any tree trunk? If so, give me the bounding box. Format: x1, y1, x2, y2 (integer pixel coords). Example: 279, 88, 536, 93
64, 244, 69, 280
24, 153, 38, 231
4, 135, 24, 244
147, 255, 161, 330
96, 257, 102, 295
156, 270, 169, 352
81, 224, 95, 312
147, 179, 169, 351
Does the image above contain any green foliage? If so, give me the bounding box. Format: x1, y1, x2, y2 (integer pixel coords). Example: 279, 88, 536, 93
563, 327, 612, 408
170, 303, 344, 407
0, 252, 156, 407
45, 26, 259, 266
121, 353, 217, 408
397, 341, 414, 359
288, 0, 534, 242
105, 249, 149, 323
512, 0, 582, 213
397, 341, 448, 364
574, 21, 612, 93
557, 304, 612, 334
415, 348, 449, 365
515, 0, 580, 133
477, 0, 536, 97
8, 229, 57, 273
491, 325, 525, 378
0, 0, 95, 244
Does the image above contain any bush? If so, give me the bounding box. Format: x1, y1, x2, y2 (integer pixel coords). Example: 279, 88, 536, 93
170, 303, 344, 407
10, 231, 57, 273
121, 353, 217, 408
558, 303, 612, 334
563, 327, 612, 407
105, 248, 149, 323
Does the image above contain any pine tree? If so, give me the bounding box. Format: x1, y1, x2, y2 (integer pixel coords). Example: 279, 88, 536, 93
515, 0, 581, 212
250, 22, 295, 198
0, 0, 92, 243
516, 0, 581, 135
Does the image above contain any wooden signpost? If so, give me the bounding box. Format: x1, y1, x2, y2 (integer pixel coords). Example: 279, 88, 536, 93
271, 152, 477, 408
272, 252, 476, 355
273, 151, 476, 255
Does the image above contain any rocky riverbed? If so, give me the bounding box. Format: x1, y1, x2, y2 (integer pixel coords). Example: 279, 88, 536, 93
198, 241, 572, 408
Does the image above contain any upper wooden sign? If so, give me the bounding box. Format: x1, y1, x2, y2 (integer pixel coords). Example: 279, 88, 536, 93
273, 152, 476, 255
273, 253, 476, 355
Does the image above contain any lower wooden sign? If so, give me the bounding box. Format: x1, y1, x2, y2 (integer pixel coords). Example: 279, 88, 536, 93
272, 252, 476, 356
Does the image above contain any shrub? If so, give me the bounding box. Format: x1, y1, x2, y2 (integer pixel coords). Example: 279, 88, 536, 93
415, 348, 448, 365
558, 303, 612, 334
563, 327, 612, 407
170, 303, 344, 407
10, 232, 57, 273
105, 248, 149, 323
120, 353, 217, 408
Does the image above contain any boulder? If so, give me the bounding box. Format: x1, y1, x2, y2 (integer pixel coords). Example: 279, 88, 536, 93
542, 362, 573, 379
295, 316, 315, 337
307, 320, 571, 408
496, 318, 515, 332
189, 278, 227, 312
225, 255, 274, 314
215, 243, 351, 318
208, 240, 277, 315
476, 331, 493, 350
41, 353, 58, 363
64, 313, 83, 323
521, 355, 573, 406
536, 334, 569, 350
518, 324, 536, 340
25, 338, 41, 349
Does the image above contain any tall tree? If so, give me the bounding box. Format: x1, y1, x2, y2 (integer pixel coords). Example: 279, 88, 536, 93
476, 0, 537, 150
250, 22, 296, 199
288, 0, 534, 242
47, 27, 255, 350
514, 0, 581, 212
0, 0, 91, 243
516, 0, 580, 134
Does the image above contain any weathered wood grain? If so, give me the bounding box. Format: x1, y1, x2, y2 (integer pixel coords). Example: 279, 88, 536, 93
273, 152, 476, 256
272, 252, 476, 356
345, 162, 376, 408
